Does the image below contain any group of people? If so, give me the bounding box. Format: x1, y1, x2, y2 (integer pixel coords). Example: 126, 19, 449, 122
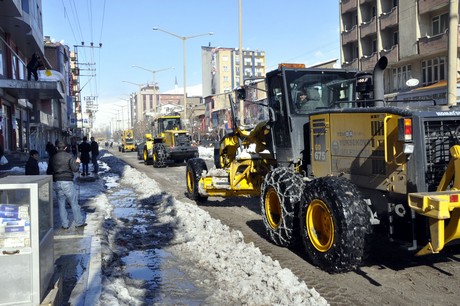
25, 136, 100, 229
40, 136, 99, 176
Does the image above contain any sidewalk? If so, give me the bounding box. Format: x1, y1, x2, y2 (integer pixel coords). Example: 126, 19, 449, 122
46, 173, 102, 306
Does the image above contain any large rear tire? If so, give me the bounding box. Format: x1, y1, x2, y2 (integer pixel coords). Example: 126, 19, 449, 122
300, 176, 372, 273
186, 158, 208, 202
153, 143, 167, 168
260, 168, 304, 247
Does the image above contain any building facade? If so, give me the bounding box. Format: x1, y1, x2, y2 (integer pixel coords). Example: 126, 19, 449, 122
201, 46, 266, 97
0, 0, 67, 161
340, 0, 457, 96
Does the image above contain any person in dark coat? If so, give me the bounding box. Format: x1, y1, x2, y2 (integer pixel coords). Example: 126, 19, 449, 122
46, 141, 86, 229
90, 137, 99, 173
25, 150, 40, 175
27, 53, 44, 81
46, 141, 57, 158
78, 136, 91, 176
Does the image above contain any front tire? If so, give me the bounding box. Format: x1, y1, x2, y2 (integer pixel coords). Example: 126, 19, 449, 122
260, 168, 305, 247
153, 143, 167, 168
143, 148, 152, 165
186, 158, 208, 202
300, 176, 372, 273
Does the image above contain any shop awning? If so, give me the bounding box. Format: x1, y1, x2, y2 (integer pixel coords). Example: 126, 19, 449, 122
0, 78, 65, 100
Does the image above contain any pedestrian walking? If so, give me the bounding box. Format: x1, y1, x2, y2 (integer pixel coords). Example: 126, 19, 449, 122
25, 150, 40, 175
78, 136, 91, 176
46, 141, 57, 159
70, 137, 78, 157
90, 136, 99, 173
46, 141, 86, 229
26, 53, 44, 81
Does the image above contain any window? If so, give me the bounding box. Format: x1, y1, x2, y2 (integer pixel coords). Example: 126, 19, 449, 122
223, 65, 228, 72
392, 65, 412, 90
422, 57, 446, 85
372, 40, 377, 53
432, 13, 448, 35
393, 31, 398, 45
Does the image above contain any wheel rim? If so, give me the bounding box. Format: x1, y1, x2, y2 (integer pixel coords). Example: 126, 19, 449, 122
306, 200, 334, 252
143, 150, 148, 161
186, 169, 194, 193
264, 188, 282, 229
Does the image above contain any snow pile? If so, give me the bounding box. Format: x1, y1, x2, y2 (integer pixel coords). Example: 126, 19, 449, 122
198, 146, 214, 161
101, 151, 328, 305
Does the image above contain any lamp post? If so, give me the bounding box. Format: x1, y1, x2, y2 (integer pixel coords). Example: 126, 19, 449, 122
115, 104, 128, 130
152, 27, 213, 122
131, 66, 174, 112
118, 98, 131, 128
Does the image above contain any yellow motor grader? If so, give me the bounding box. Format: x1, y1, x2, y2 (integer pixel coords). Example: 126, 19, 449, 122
146, 112, 198, 167
186, 57, 460, 273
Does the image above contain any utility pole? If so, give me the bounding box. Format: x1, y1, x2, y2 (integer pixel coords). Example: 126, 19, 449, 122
448, 0, 458, 106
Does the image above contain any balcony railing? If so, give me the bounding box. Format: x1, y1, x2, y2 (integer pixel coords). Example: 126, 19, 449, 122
380, 6, 398, 31
380, 44, 399, 64
360, 53, 378, 71
342, 25, 358, 45
341, 0, 357, 14
360, 17, 377, 38
417, 30, 458, 55
342, 58, 359, 69
419, 0, 448, 15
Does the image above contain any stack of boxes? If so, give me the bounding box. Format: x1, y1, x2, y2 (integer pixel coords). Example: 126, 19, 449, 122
0, 204, 31, 248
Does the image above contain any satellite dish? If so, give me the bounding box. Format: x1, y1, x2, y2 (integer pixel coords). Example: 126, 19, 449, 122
406, 78, 420, 87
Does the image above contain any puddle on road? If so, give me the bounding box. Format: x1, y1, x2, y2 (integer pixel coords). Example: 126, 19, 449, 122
105, 175, 213, 304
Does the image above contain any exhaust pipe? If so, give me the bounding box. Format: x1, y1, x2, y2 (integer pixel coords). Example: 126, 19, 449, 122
373, 56, 388, 107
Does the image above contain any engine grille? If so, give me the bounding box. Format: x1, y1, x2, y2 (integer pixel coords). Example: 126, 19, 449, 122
424, 119, 460, 191
174, 133, 191, 146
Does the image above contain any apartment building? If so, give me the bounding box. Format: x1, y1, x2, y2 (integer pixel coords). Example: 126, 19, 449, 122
201, 46, 266, 97
0, 0, 67, 159
340, 0, 456, 96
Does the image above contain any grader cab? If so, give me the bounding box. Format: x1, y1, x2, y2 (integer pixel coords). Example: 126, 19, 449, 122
186, 58, 460, 273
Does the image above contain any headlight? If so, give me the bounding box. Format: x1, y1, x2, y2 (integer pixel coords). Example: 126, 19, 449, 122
403, 143, 414, 154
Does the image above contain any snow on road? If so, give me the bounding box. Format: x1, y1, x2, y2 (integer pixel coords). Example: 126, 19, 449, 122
97, 150, 327, 305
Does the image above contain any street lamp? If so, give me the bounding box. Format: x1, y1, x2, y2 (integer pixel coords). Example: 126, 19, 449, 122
131, 65, 174, 112
152, 27, 213, 122
115, 104, 128, 130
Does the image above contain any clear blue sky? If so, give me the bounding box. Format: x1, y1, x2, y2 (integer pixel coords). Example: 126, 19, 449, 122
42, 1, 341, 128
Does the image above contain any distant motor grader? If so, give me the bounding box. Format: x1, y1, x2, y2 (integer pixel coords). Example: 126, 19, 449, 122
141, 112, 198, 167
186, 57, 460, 273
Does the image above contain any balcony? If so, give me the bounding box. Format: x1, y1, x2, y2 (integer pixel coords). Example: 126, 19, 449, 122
380, 44, 399, 64
359, 0, 373, 4
342, 25, 358, 45
419, 0, 448, 15
360, 17, 377, 38
342, 58, 359, 69
417, 30, 458, 56
341, 0, 357, 14
380, 6, 398, 31
360, 53, 378, 71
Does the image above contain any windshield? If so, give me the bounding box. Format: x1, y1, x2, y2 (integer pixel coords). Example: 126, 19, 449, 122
285, 70, 356, 114
161, 118, 182, 131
